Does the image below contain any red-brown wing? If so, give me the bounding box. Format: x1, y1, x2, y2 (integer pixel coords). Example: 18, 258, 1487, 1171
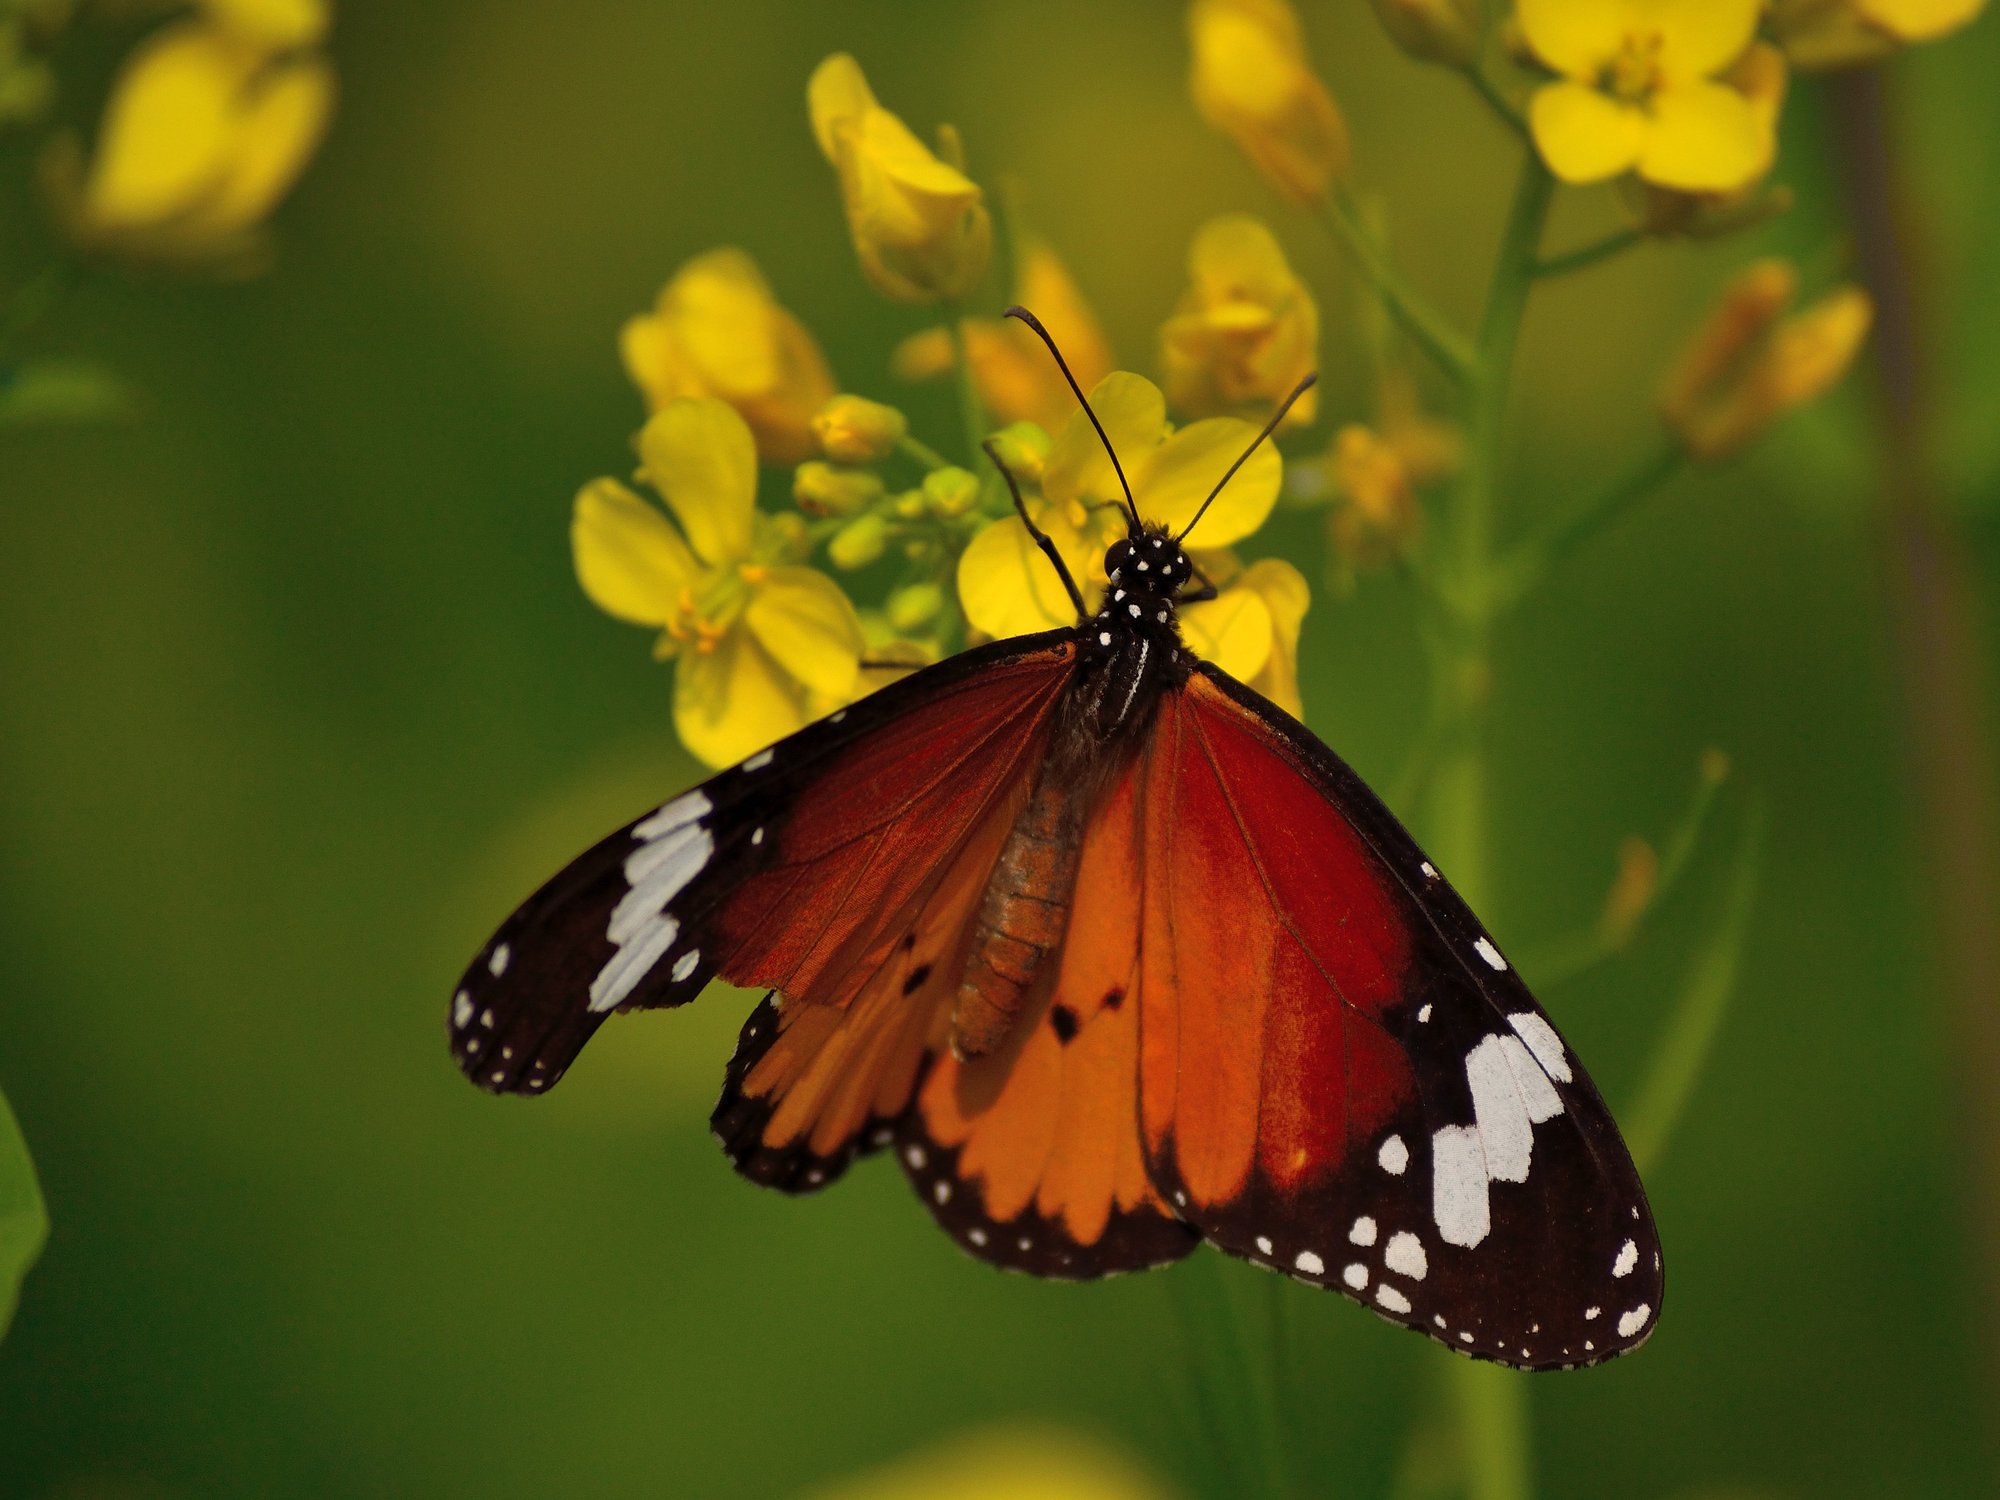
1134, 667, 1662, 1370
447, 632, 1075, 1100
895, 751, 1198, 1278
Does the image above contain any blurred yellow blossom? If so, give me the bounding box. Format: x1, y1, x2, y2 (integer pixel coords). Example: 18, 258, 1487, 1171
1369, 0, 1482, 66
1182, 555, 1311, 715
1327, 422, 1422, 562
1767, 0, 1987, 69
1657, 259, 1873, 461
1188, 0, 1349, 205
1160, 215, 1319, 430
1621, 41, 1790, 237
573, 398, 865, 767
621, 249, 836, 466
46, 12, 332, 263
812, 393, 907, 464
1518, 0, 1774, 192
800, 1425, 1174, 1500
808, 53, 992, 303
199, 0, 329, 49
958, 372, 1282, 637
893, 240, 1114, 433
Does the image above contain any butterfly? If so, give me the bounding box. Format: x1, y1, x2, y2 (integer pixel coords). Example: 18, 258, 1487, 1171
449, 307, 1662, 1370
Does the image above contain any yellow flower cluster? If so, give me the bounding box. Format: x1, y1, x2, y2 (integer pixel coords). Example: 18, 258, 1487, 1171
571, 53, 1322, 766
45, 0, 334, 264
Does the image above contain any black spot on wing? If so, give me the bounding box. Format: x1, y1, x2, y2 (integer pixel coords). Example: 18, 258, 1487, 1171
1049, 1004, 1079, 1043
893, 1115, 1198, 1281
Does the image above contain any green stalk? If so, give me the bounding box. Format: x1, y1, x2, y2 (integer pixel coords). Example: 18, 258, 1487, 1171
1531, 227, 1642, 279
1322, 190, 1478, 386
1424, 153, 1555, 1500
941, 306, 988, 466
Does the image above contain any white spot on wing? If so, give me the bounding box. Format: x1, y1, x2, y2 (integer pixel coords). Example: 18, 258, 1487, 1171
1378, 1135, 1409, 1175
1349, 1216, 1378, 1246
1417, 1004, 1432, 1023
1465, 1035, 1536, 1183
1613, 1240, 1638, 1278
632, 790, 710, 842
1585, 1306, 1601, 1321
1431, 1124, 1491, 1248
671, 949, 700, 982
452, 992, 472, 1028
1294, 1249, 1324, 1276
1507, 1011, 1573, 1083
1420, 861, 1437, 879
1255, 1236, 1273, 1255
1473, 936, 1507, 971
488, 943, 510, 977
743, 748, 774, 771
1341, 1262, 1367, 1290
932, 1180, 951, 1204
904, 1144, 926, 1169
1375, 1283, 1412, 1314
1384, 1232, 1428, 1281
1617, 1303, 1651, 1337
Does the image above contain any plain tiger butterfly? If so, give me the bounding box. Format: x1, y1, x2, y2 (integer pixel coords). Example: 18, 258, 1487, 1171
450, 307, 1662, 1370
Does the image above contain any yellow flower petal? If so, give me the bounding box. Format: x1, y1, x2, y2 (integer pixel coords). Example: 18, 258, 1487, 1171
1188, 0, 1349, 204
1134, 418, 1282, 547
185, 54, 333, 239
571, 477, 702, 627
742, 566, 865, 701
1650, 0, 1763, 80
1516, 0, 1629, 76
673, 629, 808, 769
636, 399, 757, 567
1182, 587, 1275, 683
1161, 215, 1318, 427
807, 52, 876, 160
957, 515, 1091, 637
1231, 557, 1310, 717
1528, 81, 1647, 183
1638, 80, 1773, 192
1862, 0, 1987, 41
82, 24, 246, 229
198, 0, 329, 50
1044, 373, 1169, 512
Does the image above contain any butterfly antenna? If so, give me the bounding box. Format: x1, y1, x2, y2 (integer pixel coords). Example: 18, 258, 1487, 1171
1004, 305, 1142, 530
1173, 373, 1318, 546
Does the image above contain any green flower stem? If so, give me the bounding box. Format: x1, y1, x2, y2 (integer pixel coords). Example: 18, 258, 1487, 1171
1624, 804, 1765, 1175
1425, 151, 1555, 1500
1321, 189, 1478, 387
1492, 437, 1686, 610
941, 306, 989, 466
895, 434, 951, 472
1531, 227, 1643, 279
1462, 65, 1528, 138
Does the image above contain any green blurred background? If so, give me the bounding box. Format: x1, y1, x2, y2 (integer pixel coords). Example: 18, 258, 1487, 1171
4, 2, 1999, 1495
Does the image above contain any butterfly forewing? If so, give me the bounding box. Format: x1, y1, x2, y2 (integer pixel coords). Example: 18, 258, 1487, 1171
1128, 668, 1661, 1368
448, 632, 1075, 1096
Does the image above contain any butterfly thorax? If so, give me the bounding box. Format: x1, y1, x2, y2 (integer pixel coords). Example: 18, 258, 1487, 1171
948, 530, 1193, 1060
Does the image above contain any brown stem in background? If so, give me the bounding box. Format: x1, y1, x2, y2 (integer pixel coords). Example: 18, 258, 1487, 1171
1831, 68, 2000, 1457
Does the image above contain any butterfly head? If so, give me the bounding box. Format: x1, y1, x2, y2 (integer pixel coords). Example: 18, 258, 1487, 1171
1104, 531, 1192, 598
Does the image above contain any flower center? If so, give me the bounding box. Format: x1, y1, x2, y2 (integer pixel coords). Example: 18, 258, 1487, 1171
1602, 30, 1666, 103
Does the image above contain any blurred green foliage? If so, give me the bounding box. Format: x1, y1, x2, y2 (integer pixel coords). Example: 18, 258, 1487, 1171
2, 2, 1998, 1496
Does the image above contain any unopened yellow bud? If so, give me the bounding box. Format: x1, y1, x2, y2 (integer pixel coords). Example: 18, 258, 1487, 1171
812, 393, 908, 464
1598, 837, 1660, 950
886, 581, 945, 631
1189, 0, 1349, 206
793, 461, 883, 518
984, 421, 1051, 484
1767, 0, 1987, 73
921, 465, 981, 518
828, 511, 889, 570
1369, 0, 1481, 66
1660, 261, 1873, 462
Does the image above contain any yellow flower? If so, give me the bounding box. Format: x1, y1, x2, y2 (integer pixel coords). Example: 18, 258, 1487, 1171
1518, 0, 1774, 192
1188, 0, 1349, 205
46, 14, 332, 263
198, 0, 330, 50
1657, 259, 1873, 462
808, 53, 992, 304
1327, 422, 1422, 562
1767, 0, 1987, 71
1620, 42, 1790, 237
957, 372, 1283, 638
892, 240, 1116, 435
1181, 554, 1312, 716
811, 394, 907, 465
573, 398, 865, 767
621, 249, 836, 466
1160, 215, 1319, 430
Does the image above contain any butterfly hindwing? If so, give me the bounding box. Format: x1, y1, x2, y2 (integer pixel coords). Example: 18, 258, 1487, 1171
449, 631, 1076, 1096
1131, 667, 1662, 1369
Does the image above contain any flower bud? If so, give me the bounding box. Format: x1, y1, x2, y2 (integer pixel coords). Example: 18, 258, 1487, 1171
983, 421, 1051, 484
886, 581, 945, 631
1369, 0, 1481, 67
921, 465, 981, 518
1161, 215, 1319, 428
828, 511, 889, 570
1659, 261, 1873, 462
1328, 423, 1419, 562
811, 393, 908, 464
1188, 0, 1349, 206
1767, 0, 1987, 73
793, 460, 883, 518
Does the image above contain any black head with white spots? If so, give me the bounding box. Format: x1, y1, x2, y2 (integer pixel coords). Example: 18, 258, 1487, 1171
1104, 530, 1193, 600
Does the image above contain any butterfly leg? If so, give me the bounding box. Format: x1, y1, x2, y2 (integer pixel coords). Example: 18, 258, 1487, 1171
983, 439, 1088, 620
1177, 563, 1220, 605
